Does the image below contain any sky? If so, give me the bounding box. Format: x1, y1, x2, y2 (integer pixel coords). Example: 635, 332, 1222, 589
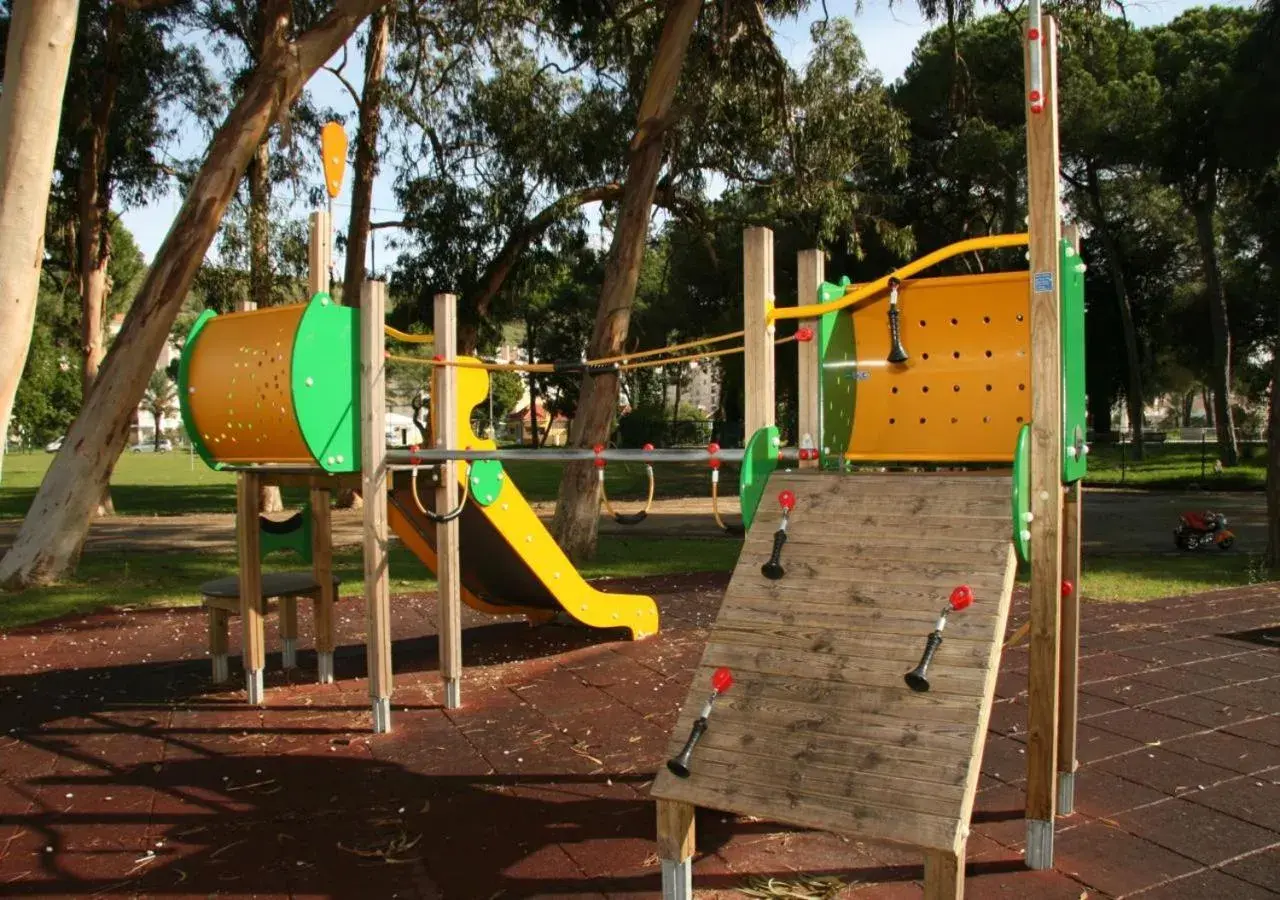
118, 0, 1252, 273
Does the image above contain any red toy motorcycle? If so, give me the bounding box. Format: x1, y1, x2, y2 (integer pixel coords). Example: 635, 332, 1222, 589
1174, 511, 1235, 551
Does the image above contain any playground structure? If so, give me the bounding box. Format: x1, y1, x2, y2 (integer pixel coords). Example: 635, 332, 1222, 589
173, 10, 1083, 896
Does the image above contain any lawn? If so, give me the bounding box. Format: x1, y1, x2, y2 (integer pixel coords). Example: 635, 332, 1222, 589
0, 451, 731, 519
1084, 441, 1268, 490
0, 534, 742, 632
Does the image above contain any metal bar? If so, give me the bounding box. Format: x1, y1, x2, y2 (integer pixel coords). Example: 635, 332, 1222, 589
385, 447, 801, 464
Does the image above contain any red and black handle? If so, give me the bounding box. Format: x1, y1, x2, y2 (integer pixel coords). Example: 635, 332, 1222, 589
760, 490, 796, 580
667, 667, 733, 778
904, 585, 973, 692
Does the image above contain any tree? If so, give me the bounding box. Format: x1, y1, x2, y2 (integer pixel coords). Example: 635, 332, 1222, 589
0, 0, 79, 482
1, 0, 388, 590
1149, 6, 1259, 467
141, 369, 177, 450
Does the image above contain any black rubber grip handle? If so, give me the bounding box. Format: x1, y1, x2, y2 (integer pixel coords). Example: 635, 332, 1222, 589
887, 304, 909, 364
761, 528, 787, 579
722, 522, 745, 538
904, 630, 944, 692
667, 716, 708, 778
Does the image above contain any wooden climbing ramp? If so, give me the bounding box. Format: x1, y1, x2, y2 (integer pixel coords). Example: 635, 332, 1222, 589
651, 470, 1017, 898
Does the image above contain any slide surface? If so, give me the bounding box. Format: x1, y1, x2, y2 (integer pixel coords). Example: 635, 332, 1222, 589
386, 359, 658, 640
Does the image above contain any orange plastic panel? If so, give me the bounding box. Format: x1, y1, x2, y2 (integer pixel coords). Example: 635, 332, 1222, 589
185, 304, 313, 465
843, 271, 1031, 463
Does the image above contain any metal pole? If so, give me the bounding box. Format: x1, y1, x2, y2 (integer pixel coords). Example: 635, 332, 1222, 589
382, 447, 798, 465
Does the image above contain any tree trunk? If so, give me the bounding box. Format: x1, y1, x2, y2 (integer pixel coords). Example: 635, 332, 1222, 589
1190, 172, 1239, 466
341, 5, 390, 304
0, 0, 386, 589
1202, 388, 1214, 428
550, 0, 701, 561
1086, 163, 1144, 460
1266, 338, 1280, 570
0, 0, 79, 484
78, 3, 126, 517
1181, 390, 1194, 427
246, 110, 283, 513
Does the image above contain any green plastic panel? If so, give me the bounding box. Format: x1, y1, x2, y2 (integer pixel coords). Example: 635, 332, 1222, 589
177, 309, 222, 471
468, 459, 505, 507
739, 425, 780, 531
292, 292, 361, 473
817, 277, 854, 471
1012, 423, 1031, 564
1060, 239, 1087, 482
259, 504, 314, 563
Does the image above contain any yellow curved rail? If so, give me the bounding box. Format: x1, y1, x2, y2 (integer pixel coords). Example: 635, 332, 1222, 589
770, 233, 1030, 322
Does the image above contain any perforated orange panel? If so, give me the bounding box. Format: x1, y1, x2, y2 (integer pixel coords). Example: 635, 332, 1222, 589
185, 304, 313, 465
843, 272, 1031, 463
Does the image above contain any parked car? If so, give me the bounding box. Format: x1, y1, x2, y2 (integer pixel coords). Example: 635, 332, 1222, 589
132, 439, 173, 453
44, 436, 65, 452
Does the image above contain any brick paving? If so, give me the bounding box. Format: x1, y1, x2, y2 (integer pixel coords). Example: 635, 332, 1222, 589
0, 576, 1277, 898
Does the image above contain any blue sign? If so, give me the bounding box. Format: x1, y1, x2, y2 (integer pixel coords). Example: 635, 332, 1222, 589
1033, 271, 1054, 293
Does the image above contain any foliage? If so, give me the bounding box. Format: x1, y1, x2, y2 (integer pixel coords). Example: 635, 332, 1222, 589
141, 370, 178, 449
9, 279, 82, 448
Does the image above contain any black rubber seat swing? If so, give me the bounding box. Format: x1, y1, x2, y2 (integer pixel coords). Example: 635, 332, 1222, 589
595, 443, 655, 525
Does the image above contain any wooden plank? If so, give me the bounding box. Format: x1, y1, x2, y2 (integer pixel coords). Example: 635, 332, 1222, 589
722, 594, 1006, 642
1024, 16, 1064, 840
309, 487, 335, 657
656, 798, 695, 861
711, 624, 1000, 667
703, 719, 977, 767
1058, 478, 1082, 786
208, 608, 229, 655
924, 843, 965, 900
236, 472, 266, 702
360, 279, 393, 731
434, 292, 463, 709
257, 472, 361, 491
796, 249, 823, 468
743, 227, 775, 437
308, 209, 332, 296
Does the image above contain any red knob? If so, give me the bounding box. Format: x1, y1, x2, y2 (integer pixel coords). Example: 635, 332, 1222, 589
594, 458, 606, 469
710, 458, 721, 470
1028, 27, 1040, 40
1028, 89, 1041, 102
593, 443, 604, 454
778, 490, 796, 511
707, 442, 720, 455
949, 585, 974, 611
643, 443, 654, 452
711, 667, 733, 693
433, 354, 443, 361
796, 326, 814, 342
1061, 580, 1074, 598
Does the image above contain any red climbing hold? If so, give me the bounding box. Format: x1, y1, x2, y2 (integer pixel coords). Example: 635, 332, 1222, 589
709, 458, 721, 470
433, 354, 443, 362
711, 667, 734, 694
1028, 27, 1040, 40
949, 584, 974, 611
707, 442, 720, 455
796, 326, 814, 343
1062, 580, 1074, 598
643, 443, 654, 452
778, 490, 796, 511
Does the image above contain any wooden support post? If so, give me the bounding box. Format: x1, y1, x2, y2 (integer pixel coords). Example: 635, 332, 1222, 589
796, 249, 823, 466
310, 485, 336, 684
657, 799, 696, 900
308, 209, 332, 296
236, 472, 266, 705
1024, 15, 1064, 867
923, 842, 965, 900
360, 280, 393, 733
743, 227, 776, 440
208, 607, 230, 683
279, 596, 298, 670
433, 292, 463, 710
1058, 221, 1083, 814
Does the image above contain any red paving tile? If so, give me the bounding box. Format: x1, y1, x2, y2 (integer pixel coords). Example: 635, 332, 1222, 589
2, 580, 1279, 897
1136, 867, 1280, 899
1111, 797, 1277, 866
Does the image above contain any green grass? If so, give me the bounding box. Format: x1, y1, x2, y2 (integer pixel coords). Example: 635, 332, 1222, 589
0, 534, 741, 632
1083, 442, 1267, 491
1068, 552, 1274, 602
0, 452, 730, 519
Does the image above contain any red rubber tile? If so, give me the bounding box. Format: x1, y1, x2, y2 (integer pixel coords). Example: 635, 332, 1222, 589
1094, 747, 1238, 796
1079, 653, 1155, 682
1080, 676, 1178, 707
1220, 846, 1280, 893
1086, 707, 1204, 744
1133, 664, 1234, 695
1144, 693, 1260, 729
1072, 722, 1145, 765
1112, 797, 1277, 866
1223, 714, 1280, 746
1161, 729, 1279, 775
1054, 821, 1200, 897
1196, 682, 1280, 715
1136, 867, 1279, 898
979, 735, 1028, 785
1066, 770, 1166, 819
1182, 774, 1280, 831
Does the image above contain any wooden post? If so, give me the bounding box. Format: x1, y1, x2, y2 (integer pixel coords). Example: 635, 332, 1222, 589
796, 249, 823, 466
308, 209, 332, 296
236, 471, 266, 705
433, 292, 463, 710
1057, 222, 1083, 814
657, 799, 696, 900
209, 607, 230, 683
360, 279, 393, 733
310, 485, 336, 684
279, 596, 298, 669
743, 227, 776, 440
923, 842, 965, 900
1024, 15, 1064, 867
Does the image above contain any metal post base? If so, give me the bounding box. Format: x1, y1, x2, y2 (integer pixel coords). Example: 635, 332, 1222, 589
372, 697, 392, 734
211, 654, 229, 684
317, 651, 334, 684
1025, 818, 1054, 869
444, 678, 461, 710
1056, 772, 1076, 815
281, 638, 297, 670
246, 669, 265, 706
660, 858, 692, 900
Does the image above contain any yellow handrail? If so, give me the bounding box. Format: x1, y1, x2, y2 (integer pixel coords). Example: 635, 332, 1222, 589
770, 233, 1030, 322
